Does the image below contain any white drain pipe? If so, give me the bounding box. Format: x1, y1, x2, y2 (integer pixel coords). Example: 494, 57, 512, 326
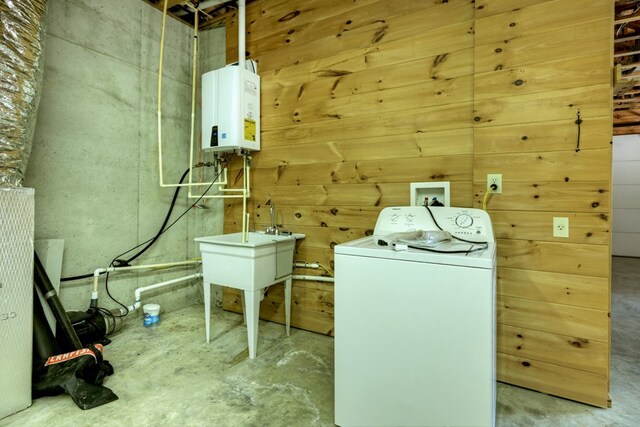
294, 262, 320, 269
124, 273, 203, 313
90, 260, 201, 307
292, 275, 335, 283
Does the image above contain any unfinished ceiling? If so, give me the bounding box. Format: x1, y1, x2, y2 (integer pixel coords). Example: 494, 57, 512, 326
141, 0, 254, 29
615, 0, 640, 135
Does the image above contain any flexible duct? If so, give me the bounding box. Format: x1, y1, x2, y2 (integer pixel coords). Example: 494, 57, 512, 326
0, 0, 47, 187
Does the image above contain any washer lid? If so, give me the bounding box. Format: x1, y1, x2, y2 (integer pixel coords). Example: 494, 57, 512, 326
335, 236, 496, 269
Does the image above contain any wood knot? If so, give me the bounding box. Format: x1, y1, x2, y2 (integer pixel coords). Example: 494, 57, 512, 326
278, 10, 301, 22
371, 26, 388, 44
294, 212, 302, 218
330, 208, 338, 215
570, 338, 588, 348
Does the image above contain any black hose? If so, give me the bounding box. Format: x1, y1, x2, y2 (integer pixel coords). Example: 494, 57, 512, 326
34, 252, 83, 351
61, 167, 193, 281
123, 167, 191, 264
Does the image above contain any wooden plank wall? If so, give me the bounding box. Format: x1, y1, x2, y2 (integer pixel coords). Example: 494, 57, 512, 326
218, 0, 613, 407
222, 0, 476, 335
473, 0, 613, 407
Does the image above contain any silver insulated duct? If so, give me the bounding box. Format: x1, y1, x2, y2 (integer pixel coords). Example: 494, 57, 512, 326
0, 0, 47, 187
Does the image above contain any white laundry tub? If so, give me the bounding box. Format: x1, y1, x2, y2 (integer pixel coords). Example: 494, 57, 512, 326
195, 232, 298, 291
195, 231, 304, 359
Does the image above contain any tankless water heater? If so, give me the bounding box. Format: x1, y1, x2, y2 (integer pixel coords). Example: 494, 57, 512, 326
201, 65, 260, 152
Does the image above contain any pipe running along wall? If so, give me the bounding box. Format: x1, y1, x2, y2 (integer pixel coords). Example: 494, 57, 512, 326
0, 0, 47, 187
125, 273, 203, 314
90, 260, 202, 307
156, 0, 251, 241
156, 0, 225, 190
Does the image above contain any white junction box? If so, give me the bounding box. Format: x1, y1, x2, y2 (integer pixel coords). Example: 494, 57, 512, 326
410, 181, 450, 207
202, 65, 260, 152
0, 188, 34, 420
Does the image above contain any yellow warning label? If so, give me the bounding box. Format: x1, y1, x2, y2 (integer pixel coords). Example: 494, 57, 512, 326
244, 119, 256, 142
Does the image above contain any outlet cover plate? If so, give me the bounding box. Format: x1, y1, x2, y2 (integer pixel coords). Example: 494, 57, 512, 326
487, 174, 502, 194
553, 217, 569, 238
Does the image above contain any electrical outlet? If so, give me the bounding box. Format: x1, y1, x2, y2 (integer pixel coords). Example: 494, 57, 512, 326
553, 217, 569, 238
487, 174, 502, 194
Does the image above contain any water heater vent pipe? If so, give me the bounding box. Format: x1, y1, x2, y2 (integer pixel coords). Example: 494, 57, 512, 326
239, 0, 246, 71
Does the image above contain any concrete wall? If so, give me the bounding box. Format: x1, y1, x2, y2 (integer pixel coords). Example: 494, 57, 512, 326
613, 135, 640, 257
25, 0, 225, 315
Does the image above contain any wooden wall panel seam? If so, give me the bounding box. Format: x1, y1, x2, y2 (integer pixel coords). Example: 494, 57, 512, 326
496, 349, 608, 378
496, 348, 608, 376
496, 290, 610, 312
262, 99, 474, 132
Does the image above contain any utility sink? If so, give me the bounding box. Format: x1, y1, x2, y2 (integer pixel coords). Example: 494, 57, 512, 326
195, 231, 304, 359
195, 232, 302, 291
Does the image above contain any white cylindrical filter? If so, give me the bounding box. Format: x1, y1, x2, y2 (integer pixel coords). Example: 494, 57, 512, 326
143, 303, 160, 327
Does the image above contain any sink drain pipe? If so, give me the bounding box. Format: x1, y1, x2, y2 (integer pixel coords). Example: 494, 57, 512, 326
121, 272, 203, 314
90, 260, 201, 308
292, 275, 335, 283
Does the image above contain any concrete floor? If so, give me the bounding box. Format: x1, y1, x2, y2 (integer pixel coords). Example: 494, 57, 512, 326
2, 257, 639, 426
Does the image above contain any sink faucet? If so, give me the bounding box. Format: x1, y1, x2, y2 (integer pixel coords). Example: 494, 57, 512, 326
265, 204, 291, 235
266, 204, 279, 235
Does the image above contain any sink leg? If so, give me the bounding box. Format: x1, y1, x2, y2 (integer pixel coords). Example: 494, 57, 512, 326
204, 282, 211, 343
285, 278, 292, 336
244, 289, 261, 359
240, 293, 247, 325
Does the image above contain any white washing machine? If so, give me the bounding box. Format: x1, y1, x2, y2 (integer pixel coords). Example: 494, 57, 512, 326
334, 206, 496, 427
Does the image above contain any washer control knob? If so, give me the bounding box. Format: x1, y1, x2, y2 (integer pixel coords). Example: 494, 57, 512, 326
455, 214, 474, 228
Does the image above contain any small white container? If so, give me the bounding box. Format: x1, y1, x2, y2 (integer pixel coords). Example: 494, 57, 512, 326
143, 303, 160, 327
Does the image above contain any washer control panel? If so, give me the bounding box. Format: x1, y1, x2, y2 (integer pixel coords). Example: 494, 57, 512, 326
374, 206, 494, 243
